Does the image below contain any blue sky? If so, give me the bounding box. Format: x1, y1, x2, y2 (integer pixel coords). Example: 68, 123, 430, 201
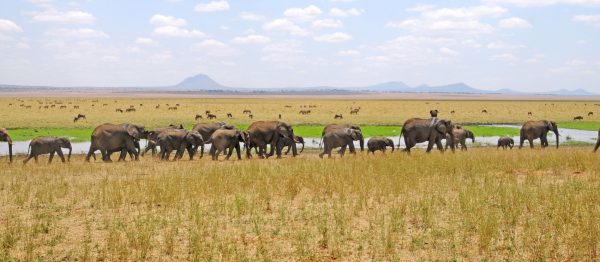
0, 0, 599, 91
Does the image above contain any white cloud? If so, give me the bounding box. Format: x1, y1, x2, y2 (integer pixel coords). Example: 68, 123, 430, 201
573, 14, 600, 26
330, 8, 364, 17
232, 34, 271, 44
101, 55, 120, 62
195, 0, 230, 12
484, 0, 600, 7
46, 28, 108, 38
150, 14, 186, 27
0, 19, 23, 33
135, 37, 155, 45
152, 26, 205, 38
314, 32, 352, 42
338, 49, 360, 56
261, 41, 307, 65
30, 10, 95, 24
240, 11, 266, 21
486, 41, 526, 49
312, 19, 343, 28
263, 19, 309, 36
492, 53, 519, 63
194, 39, 237, 56
439, 47, 459, 56
499, 17, 532, 28
284, 5, 322, 22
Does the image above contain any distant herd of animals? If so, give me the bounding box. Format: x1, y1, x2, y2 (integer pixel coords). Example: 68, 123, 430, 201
2, 108, 600, 164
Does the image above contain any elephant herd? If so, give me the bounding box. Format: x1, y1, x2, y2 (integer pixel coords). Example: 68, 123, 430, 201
0, 117, 598, 164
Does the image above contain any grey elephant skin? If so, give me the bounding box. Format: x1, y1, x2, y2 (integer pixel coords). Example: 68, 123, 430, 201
445, 126, 474, 151
247, 121, 297, 158
367, 136, 394, 154
85, 123, 147, 162
23, 137, 72, 164
157, 129, 204, 161
320, 127, 362, 158
0, 128, 12, 162
497, 137, 514, 149
192, 122, 234, 158
277, 135, 305, 155
519, 120, 559, 149
400, 118, 455, 153
594, 129, 600, 152
321, 124, 364, 152
209, 128, 247, 160
143, 124, 185, 156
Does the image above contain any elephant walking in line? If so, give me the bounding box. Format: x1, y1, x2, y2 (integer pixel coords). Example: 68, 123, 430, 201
519, 120, 559, 149
23, 137, 72, 164
445, 125, 474, 151
367, 137, 394, 154
321, 124, 364, 152
320, 127, 362, 158
277, 135, 305, 155
246, 121, 297, 159
192, 122, 234, 158
210, 128, 247, 160
399, 118, 455, 153
85, 123, 147, 162
157, 130, 204, 161
143, 124, 184, 156
0, 128, 13, 162
497, 137, 515, 149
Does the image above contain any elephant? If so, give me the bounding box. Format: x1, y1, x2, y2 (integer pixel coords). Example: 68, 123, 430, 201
143, 124, 185, 156
209, 128, 247, 160
157, 130, 204, 161
246, 121, 297, 159
277, 135, 305, 155
595, 129, 600, 152
497, 137, 514, 149
399, 118, 455, 153
367, 136, 394, 154
0, 128, 12, 162
321, 124, 364, 152
320, 127, 362, 158
23, 137, 72, 164
192, 122, 234, 157
445, 125, 474, 151
85, 123, 147, 162
519, 120, 559, 149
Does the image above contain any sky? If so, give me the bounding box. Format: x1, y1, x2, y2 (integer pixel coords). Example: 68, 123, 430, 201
0, 0, 599, 92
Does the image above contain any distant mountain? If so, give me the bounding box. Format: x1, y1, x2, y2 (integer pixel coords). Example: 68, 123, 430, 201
414, 83, 490, 93
170, 74, 233, 90
360, 81, 411, 92
538, 88, 597, 96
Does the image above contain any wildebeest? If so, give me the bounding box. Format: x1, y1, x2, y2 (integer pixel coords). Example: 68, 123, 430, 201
482, 109, 488, 113
73, 114, 86, 123
574, 116, 583, 120
126, 108, 136, 113
528, 112, 532, 116
227, 113, 233, 118
115, 108, 123, 113
207, 114, 217, 119
334, 114, 343, 120
350, 108, 360, 115
168, 107, 178, 111
243, 109, 251, 114
248, 114, 253, 119
195, 114, 203, 120
588, 112, 594, 116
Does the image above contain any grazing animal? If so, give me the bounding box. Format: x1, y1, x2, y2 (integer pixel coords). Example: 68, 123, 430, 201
334, 114, 343, 120
73, 114, 86, 122
59, 105, 67, 109
497, 137, 514, 149
248, 114, 253, 119
299, 110, 311, 115
227, 113, 233, 118
278, 114, 282, 119
126, 108, 136, 112
430, 109, 438, 117
74, 105, 79, 109
588, 112, 594, 116
205, 110, 211, 115
115, 108, 123, 113
574, 116, 583, 121
243, 109, 251, 114
528, 112, 532, 116
168, 107, 178, 111
451, 110, 455, 114
23, 137, 72, 164
195, 114, 203, 120
481, 109, 488, 113
207, 114, 217, 119
350, 108, 360, 115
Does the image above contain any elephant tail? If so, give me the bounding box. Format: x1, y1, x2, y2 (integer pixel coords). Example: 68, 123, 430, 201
397, 129, 404, 149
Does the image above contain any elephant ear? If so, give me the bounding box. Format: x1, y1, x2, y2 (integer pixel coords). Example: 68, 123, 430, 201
127, 125, 141, 139
238, 131, 247, 143
435, 121, 447, 134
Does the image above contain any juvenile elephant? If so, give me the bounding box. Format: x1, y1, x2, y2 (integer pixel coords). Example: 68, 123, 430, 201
519, 120, 559, 149
277, 135, 305, 155
143, 124, 184, 156
247, 121, 297, 158
209, 128, 247, 160
594, 129, 600, 152
320, 127, 362, 158
367, 137, 394, 154
23, 137, 72, 164
445, 126, 474, 151
399, 118, 455, 153
157, 130, 204, 161
192, 122, 234, 157
321, 124, 364, 152
497, 137, 514, 149
0, 128, 12, 162
85, 123, 147, 162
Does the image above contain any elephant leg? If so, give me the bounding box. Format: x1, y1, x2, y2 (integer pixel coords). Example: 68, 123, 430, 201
48, 151, 55, 164
519, 136, 524, 149
235, 144, 242, 160
34, 156, 39, 163
56, 150, 66, 163
215, 149, 222, 160
594, 141, 600, 152
284, 144, 291, 155
210, 146, 217, 160
339, 146, 347, 157
85, 145, 97, 162
348, 143, 356, 154
275, 142, 283, 159
23, 154, 34, 164
435, 139, 444, 152
164, 150, 172, 161
117, 149, 127, 161
528, 138, 534, 149
461, 141, 467, 151
225, 145, 234, 160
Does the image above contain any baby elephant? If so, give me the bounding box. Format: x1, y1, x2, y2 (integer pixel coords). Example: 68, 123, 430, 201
367, 137, 395, 154
23, 137, 72, 164
497, 137, 514, 149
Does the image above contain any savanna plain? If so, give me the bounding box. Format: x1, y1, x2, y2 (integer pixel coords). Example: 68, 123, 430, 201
1, 97, 600, 260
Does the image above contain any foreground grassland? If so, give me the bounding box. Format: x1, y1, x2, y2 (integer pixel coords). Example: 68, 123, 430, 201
0, 148, 599, 260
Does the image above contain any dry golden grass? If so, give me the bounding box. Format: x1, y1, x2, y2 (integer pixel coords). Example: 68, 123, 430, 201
0, 148, 599, 261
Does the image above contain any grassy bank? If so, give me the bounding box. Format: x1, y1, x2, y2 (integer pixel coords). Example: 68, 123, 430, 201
558, 121, 600, 131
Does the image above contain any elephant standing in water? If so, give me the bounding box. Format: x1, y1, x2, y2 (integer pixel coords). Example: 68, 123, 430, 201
0, 128, 13, 162
192, 122, 234, 158
209, 128, 247, 160
399, 118, 454, 153
321, 124, 364, 152
497, 137, 515, 149
85, 123, 147, 162
143, 124, 184, 156
23, 137, 72, 164
445, 125, 474, 151
246, 121, 297, 158
519, 120, 559, 149
367, 137, 394, 154
157, 130, 204, 161
277, 135, 305, 155
320, 127, 362, 158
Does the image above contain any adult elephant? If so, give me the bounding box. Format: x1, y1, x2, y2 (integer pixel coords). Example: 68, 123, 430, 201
519, 120, 559, 149
0, 128, 12, 162
321, 124, 364, 152
399, 118, 455, 153
23, 137, 72, 164
192, 122, 234, 158
594, 129, 600, 152
143, 124, 184, 156
85, 123, 147, 162
367, 136, 394, 154
157, 130, 204, 161
209, 128, 247, 160
320, 127, 362, 158
246, 121, 297, 158
497, 137, 515, 149
277, 135, 305, 155
445, 125, 474, 151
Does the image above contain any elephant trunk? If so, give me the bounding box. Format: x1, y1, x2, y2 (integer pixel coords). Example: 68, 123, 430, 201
299, 141, 304, 153
554, 129, 559, 148
359, 133, 364, 152
291, 139, 298, 157
7, 136, 13, 163
447, 133, 455, 153
390, 141, 395, 152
